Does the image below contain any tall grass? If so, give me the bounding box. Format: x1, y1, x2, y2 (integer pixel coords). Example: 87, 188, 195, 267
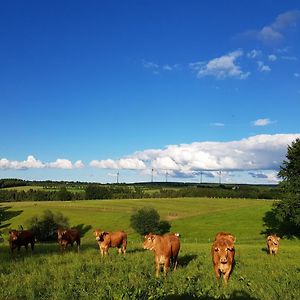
0, 198, 299, 299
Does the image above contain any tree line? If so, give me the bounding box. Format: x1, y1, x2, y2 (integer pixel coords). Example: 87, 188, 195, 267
0, 184, 281, 202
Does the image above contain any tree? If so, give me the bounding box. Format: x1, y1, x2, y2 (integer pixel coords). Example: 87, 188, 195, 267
26, 209, 70, 241
268, 138, 300, 236
56, 187, 72, 201
130, 207, 171, 236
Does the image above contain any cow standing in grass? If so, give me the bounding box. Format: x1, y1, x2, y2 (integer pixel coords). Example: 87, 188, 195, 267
143, 232, 180, 277
94, 229, 127, 256
211, 232, 235, 284
267, 235, 280, 255
9, 230, 35, 254
57, 228, 81, 252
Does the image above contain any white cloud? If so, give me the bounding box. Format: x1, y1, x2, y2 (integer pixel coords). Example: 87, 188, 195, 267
90, 158, 146, 170
294, 73, 300, 77
93, 134, 300, 179
281, 56, 298, 61
210, 122, 225, 127
257, 61, 271, 72
0, 156, 85, 170
247, 49, 262, 59
196, 50, 250, 80
243, 10, 300, 44
268, 54, 277, 61
252, 118, 273, 126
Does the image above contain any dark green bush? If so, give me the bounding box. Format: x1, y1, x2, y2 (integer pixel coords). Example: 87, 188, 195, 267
26, 209, 69, 241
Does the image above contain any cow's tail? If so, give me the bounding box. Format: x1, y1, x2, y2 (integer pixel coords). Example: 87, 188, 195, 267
122, 235, 127, 254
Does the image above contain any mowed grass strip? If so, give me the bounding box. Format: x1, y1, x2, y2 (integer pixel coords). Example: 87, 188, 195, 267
1, 197, 299, 299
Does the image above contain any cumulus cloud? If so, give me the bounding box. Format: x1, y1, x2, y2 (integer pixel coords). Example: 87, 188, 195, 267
0, 156, 84, 170
242, 10, 300, 44
91, 134, 300, 180
247, 49, 262, 59
257, 61, 271, 72
90, 158, 146, 170
268, 54, 277, 61
195, 50, 250, 80
252, 118, 273, 126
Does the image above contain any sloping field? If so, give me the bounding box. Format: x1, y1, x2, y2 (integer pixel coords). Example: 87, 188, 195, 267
0, 198, 299, 299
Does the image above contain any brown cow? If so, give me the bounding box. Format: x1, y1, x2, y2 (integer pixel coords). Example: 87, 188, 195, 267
143, 232, 180, 277
9, 230, 35, 254
212, 232, 235, 284
94, 229, 127, 256
214, 232, 236, 243
267, 235, 280, 255
57, 228, 81, 252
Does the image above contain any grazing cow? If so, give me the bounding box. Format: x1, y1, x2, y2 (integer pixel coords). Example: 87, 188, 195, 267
94, 229, 127, 256
57, 228, 81, 252
9, 230, 35, 254
143, 232, 180, 277
267, 235, 280, 255
212, 232, 236, 284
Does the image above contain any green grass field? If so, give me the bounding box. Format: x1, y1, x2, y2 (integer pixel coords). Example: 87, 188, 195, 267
1, 197, 299, 299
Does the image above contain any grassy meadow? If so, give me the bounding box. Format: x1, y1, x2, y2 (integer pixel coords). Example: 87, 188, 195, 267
0, 197, 300, 299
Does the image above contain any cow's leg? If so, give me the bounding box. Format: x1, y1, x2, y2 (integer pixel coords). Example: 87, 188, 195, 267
155, 262, 160, 278
163, 259, 170, 276
25, 244, 28, 252
31, 242, 34, 252
214, 265, 221, 280
223, 271, 230, 284
173, 255, 178, 271
76, 239, 80, 252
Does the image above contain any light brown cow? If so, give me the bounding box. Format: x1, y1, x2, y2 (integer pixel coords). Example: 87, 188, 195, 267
212, 232, 235, 284
214, 232, 236, 243
57, 228, 81, 252
267, 235, 280, 255
94, 229, 127, 256
143, 232, 180, 277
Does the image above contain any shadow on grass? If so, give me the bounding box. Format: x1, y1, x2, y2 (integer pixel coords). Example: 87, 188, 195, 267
164, 290, 258, 300
261, 210, 300, 239
0, 205, 23, 230
261, 247, 268, 254
127, 247, 145, 254
178, 254, 197, 267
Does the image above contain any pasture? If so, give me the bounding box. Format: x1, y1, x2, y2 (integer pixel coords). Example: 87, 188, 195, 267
1, 197, 300, 299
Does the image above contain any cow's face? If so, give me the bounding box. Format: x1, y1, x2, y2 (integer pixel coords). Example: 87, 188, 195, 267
268, 235, 280, 246
214, 244, 234, 264
94, 230, 108, 242
57, 229, 67, 240
9, 230, 19, 241
143, 234, 156, 250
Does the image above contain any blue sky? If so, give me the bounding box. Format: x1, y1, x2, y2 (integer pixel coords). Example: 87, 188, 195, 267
0, 1, 300, 184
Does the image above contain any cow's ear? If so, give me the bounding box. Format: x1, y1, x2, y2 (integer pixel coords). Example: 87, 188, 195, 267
214, 247, 219, 251
278, 237, 281, 240
227, 247, 234, 251
9, 231, 11, 234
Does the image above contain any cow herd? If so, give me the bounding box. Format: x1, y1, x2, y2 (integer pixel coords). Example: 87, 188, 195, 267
7, 229, 280, 284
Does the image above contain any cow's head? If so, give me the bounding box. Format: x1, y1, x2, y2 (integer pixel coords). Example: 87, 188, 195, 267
57, 229, 67, 240
8, 230, 19, 241
94, 229, 109, 242
267, 235, 280, 246
143, 233, 156, 250
214, 240, 234, 264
